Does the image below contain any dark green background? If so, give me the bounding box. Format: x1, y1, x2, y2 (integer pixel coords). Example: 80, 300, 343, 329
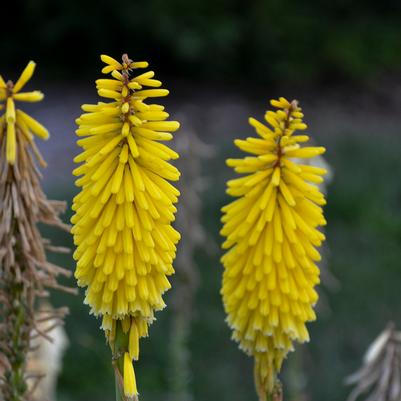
2, 0, 401, 84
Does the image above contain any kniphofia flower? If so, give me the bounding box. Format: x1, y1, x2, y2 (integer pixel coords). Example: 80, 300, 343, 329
220, 98, 327, 400
0, 62, 72, 400
71, 54, 181, 399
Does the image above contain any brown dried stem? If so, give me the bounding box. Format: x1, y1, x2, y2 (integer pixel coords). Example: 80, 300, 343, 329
0, 124, 73, 401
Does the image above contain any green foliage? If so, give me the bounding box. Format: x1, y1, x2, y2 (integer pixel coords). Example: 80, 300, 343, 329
3, 0, 401, 83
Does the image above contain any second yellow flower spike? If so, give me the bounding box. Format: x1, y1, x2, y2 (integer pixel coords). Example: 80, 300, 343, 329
221, 98, 327, 400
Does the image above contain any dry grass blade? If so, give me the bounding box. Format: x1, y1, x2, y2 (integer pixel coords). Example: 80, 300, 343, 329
345, 323, 401, 401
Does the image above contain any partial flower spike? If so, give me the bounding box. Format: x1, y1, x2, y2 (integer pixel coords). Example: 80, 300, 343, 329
0, 61, 48, 165
0, 62, 72, 400
71, 54, 181, 399
220, 98, 327, 400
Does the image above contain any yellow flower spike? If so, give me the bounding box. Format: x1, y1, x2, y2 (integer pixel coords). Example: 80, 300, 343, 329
221, 98, 327, 400
0, 61, 48, 165
72, 53, 181, 397
13, 61, 36, 93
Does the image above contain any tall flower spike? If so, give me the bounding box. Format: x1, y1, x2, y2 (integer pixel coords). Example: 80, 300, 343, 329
71, 54, 181, 399
220, 98, 327, 400
0, 62, 72, 401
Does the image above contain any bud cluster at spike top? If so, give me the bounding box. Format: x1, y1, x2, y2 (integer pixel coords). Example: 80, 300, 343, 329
71, 54, 181, 397
0, 61, 49, 165
220, 97, 327, 398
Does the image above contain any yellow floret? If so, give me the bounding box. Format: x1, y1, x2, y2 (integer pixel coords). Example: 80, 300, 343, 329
123, 352, 138, 398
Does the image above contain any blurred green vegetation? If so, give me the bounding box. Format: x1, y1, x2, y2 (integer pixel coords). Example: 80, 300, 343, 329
3, 0, 401, 84
43, 130, 401, 401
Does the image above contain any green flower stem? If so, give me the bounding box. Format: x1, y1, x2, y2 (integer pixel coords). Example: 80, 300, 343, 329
115, 373, 123, 401
170, 310, 191, 401
4, 272, 29, 401
3, 225, 30, 401
113, 322, 129, 401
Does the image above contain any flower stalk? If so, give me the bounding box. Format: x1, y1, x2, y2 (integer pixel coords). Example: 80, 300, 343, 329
112, 322, 136, 401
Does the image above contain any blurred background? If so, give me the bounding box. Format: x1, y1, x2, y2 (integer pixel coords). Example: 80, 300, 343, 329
2, 0, 401, 400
